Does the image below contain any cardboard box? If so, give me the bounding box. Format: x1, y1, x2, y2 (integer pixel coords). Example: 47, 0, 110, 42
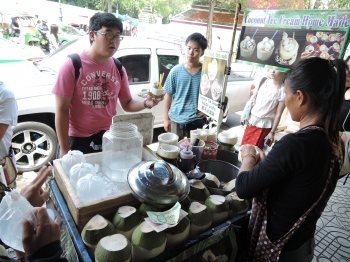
53, 146, 160, 232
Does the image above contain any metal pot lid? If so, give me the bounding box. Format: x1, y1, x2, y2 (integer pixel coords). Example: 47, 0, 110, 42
127, 160, 190, 208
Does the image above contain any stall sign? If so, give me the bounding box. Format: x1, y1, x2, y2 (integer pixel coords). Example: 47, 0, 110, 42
236, 9, 350, 71
198, 50, 228, 122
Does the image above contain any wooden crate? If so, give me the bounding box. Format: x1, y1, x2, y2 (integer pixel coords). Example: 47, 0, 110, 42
53, 146, 160, 232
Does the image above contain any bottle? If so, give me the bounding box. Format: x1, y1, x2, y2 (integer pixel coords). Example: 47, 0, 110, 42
263, 135, 270, 154
177, 146, 196, 173
102, 122, 143, 182
179, 137, 193, 151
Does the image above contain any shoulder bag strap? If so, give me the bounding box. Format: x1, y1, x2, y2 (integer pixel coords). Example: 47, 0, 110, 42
252, 77, 267, 102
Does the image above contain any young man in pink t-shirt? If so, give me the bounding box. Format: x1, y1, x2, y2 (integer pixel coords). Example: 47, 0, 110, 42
52, 13, 162, 158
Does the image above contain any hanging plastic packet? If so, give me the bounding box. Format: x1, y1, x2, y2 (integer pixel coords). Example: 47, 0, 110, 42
0, 189, 37, 252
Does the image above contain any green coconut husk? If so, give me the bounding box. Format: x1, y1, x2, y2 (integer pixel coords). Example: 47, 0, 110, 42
165, 217, 190, 250
205, 195, 229, 227
113, 206, 142, 241
225, 192, 249, 218
188, 202, 212, 239
131, 221, 167, 261
201, 173, 220, 188
81, 215, 115, 248
188, 181, 210, 203
95, 234, 131, 262
139, 203, 162, 217
179, 196, 191, 212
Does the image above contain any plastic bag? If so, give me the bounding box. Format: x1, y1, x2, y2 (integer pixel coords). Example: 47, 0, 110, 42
0, 189, 37, 252
61, 150, 86, 176
69, 162, 98, 190
76, 174, 108, 203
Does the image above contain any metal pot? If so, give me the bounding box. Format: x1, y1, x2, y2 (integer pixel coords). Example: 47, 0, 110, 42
195, 160, 239, 196
127, 160, 190, 208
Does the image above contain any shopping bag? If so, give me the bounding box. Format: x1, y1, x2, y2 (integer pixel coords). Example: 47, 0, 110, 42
241, 100, 253, 122
241, 77, 267, 124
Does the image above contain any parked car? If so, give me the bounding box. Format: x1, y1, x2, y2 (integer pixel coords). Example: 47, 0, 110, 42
0, 37, 45, 62
0, 35, 254, 172
57, 24, 84, 45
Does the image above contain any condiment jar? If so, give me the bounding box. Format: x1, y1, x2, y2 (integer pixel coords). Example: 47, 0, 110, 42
102, 122, 143, 182
179, 137, 193, 151
177, 146, 196, 173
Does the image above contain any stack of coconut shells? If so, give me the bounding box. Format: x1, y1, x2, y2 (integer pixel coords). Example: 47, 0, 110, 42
81, 174, 249, 262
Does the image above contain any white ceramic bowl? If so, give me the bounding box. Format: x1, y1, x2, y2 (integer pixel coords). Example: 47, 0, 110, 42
157, 144, 180, 159
158, 132, 179, 146
218, 131, 238, 145
151, 87, 166, 98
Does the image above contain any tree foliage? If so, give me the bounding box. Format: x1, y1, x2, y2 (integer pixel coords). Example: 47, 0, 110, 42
150, 0, 193, 19
282, 0, 350, 9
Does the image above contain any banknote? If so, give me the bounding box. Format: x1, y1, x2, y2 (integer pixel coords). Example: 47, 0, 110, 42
146, 202, 181, 225
144, 209, 188, 233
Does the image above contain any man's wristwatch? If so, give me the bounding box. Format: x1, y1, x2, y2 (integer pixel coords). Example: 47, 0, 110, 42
143, 99, 152, 109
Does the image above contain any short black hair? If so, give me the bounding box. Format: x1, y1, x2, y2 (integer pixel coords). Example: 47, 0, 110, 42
186, 33, 208, 51
89, 13, 123, 44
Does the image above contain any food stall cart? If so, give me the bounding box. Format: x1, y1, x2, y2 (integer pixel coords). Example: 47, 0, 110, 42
48, 146, 250, 262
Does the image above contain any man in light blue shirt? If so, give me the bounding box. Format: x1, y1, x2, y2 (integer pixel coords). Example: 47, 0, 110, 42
163, 33, 208, 139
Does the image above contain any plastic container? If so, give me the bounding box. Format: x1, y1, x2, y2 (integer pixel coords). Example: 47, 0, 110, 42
102, 122, 143, 182
178, 138, 205, 162
190, 129, 208, 141
201, 141, 219, 160
179, 137, 193, 151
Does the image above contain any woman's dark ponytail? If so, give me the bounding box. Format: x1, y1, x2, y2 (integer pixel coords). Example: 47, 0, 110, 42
326, 59, 347, 157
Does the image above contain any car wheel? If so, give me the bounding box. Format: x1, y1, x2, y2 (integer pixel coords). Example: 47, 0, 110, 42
61, 40, 68, 46
12, 122, 58, 173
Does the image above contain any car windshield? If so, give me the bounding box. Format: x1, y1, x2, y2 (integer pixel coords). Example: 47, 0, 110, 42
18, 16, 35, 27
60, 25, 81, 36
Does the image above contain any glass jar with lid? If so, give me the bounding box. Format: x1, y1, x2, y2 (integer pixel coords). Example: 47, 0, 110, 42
102, 122, 143, 182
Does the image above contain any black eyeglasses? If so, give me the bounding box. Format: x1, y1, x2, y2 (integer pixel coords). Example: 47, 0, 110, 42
94, 31, 123, 41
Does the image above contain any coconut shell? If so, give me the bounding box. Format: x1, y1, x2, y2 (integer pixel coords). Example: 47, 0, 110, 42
205, 195, 229, 227
131, 221, 167, 250
113, 206, 142, 232
188, 202, 212, 227
81, 215, 115, 247
165, 216, 190, 235
180, 196, 191, 212
225, 192, 249, 218
188, 202, 212, 239
165, 217, 190, 250
139, 203, 162, 217
188, 181, 210, 203
95, 234, 131, 262
201, 173, 220, 188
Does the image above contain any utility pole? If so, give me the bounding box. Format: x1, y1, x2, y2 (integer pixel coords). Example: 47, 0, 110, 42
116, 0, 119, 16
59, 0, 63, 22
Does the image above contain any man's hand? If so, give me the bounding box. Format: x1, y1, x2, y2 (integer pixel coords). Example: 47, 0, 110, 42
164, 119, 171, 132
146, 92, 164, 107
197, 110, 207, 119
22, 207, 60, 255
20, 166, 51, 207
